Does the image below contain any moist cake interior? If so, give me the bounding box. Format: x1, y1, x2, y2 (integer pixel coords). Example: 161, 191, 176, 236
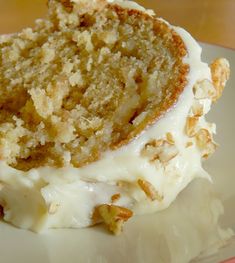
0, 0, 188, 171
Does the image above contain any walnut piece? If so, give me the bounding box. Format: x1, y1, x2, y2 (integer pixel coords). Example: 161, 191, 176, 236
192, 101, 204, 117
210, 58, 230, 102
193, 79, 216, 100
195, 129, 217, 159
186, 141, 193, 148
138, 179, 163, 201
158, 146, 179, 163
142, 135, 178, 163
185, 117, 199, 137
166, 132, 175, 145
145, 139, 164, 148
111, 193, 121, 203
92, 204, 133, 235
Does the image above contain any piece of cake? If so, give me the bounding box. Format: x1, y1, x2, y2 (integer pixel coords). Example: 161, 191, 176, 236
0, 0, 230, 234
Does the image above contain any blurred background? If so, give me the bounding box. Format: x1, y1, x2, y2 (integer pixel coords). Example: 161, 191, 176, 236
0, 0, 234, 49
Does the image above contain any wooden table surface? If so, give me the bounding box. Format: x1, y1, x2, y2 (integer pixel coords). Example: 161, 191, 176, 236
0, 0, 234, 49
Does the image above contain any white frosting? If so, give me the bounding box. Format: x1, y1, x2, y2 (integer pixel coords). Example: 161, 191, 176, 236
107, 0, 155, 15
107, 0, 145, 10
0, 1, 214, 232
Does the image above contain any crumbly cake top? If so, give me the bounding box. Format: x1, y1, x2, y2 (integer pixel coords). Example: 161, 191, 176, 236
0, 0, 188, 171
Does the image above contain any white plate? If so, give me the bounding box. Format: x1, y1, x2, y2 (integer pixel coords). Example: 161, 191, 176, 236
0, 43, 234, 263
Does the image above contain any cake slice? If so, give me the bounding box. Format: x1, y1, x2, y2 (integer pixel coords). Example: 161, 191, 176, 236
0, 0, 230, 234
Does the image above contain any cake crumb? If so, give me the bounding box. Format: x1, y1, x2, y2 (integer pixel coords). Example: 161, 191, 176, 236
92, 204, 133, 235
0, 0, 189, 171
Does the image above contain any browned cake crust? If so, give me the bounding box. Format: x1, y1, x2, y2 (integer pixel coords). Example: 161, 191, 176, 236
109, 5, 189, 149
0, 0, 189, 171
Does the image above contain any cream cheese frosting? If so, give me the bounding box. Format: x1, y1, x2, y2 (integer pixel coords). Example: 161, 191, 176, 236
107, 0, 154, 14
0, 0, 219, 232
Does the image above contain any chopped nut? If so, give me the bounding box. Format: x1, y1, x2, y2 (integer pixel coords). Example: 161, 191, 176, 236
192, 101, 204, 117
166, 132, 175, 145
138, 179, 163, 202
158, 146, 179, 163
186, 141, 193, 148
210, 58, 230, 102
141, 140, 163, 161
193, 79, 216, 100
116, 181, 124, 187
92, 204, 133, 235
185, 117, 199, 137
111, 193, 121, 203
92, 205, 101, 224
145, 139, 164, 148
116, 180, 132, 188
142, 138, 179, 163
202, 141, 217, 159
48, 203, 60, 215
195, 129, 217, 158
196, 129, 211, 148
